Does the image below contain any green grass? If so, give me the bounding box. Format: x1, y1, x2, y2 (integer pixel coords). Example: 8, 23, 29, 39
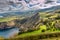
40, 25, 46, 30
0, 16, 17, 22
16, 12, 60, 38
0, 16, 25, 22
16, 25, 47, 38
2, 11, 60, 39
16, 27, 43, 38
16, 24, 60, 38
16, 25, 60, 38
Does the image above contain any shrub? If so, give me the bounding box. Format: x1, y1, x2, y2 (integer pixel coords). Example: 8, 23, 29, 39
41, 29, 45, 32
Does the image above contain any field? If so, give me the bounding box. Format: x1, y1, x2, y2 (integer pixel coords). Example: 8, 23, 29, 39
0, 16, 25, 22
0, 16, 17, 22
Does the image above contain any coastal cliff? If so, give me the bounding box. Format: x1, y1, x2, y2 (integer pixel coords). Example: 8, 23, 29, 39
18, 13, 40, 32
0, 13, 40, 33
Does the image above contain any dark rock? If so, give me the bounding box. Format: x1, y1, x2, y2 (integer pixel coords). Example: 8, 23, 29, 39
19, 13, 40, 33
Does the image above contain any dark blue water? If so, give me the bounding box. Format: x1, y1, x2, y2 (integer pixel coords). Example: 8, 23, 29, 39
0, 27, 19, 38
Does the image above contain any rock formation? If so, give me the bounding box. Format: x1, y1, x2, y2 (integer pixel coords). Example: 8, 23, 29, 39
18, 13, 40, 33
0, 13, 40, 33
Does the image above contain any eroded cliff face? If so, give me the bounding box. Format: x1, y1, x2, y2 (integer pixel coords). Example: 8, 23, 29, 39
0, 13, 40, 32
17, 13, 40, 33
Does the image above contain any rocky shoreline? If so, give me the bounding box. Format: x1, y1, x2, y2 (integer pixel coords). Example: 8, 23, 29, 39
0, 13, 40, 32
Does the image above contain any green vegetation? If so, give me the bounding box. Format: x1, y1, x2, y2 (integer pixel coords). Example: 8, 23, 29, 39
0, 16, 25, 22
0, 16, 17, 22
13, 10, 60, 40
1, 10, 60, 40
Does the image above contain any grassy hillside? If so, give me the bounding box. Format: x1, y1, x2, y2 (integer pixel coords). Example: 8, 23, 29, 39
0, 16, 25, 22
0, 10, 60, 40
6, 11, 60, 40
0, 16, 17, 22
